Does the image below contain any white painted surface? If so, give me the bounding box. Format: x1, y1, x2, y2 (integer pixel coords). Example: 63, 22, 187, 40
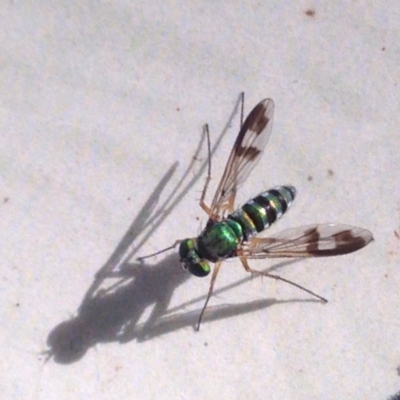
1, 2, 399, 399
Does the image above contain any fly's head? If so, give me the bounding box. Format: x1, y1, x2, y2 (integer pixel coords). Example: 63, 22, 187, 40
179, 239, 211, 277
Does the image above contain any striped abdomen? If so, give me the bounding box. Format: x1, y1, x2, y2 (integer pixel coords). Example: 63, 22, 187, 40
228, 185, 296, 241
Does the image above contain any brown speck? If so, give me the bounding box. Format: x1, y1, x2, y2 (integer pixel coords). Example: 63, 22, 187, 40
394, 230, 400, 239
3, 197, 9, 203
327, 169, 334, 177
381, 47, 386, 51
305, 9, 315, 17
127, 197, 131, 201
307, 175, 313, 182
204, 342, 208, 347
176, 107, 180, 112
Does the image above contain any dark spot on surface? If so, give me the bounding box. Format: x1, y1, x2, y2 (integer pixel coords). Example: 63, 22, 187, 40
305, 9, 315, 17
307, 175, 313, 181
395, 230, 400, 239
327, 169, 334, 177
3, 197, 9, 203
176, 107, 180, 112
382, 47, 386, 51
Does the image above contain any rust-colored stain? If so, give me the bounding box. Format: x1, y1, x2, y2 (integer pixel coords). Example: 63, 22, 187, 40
305, 9, 316, 17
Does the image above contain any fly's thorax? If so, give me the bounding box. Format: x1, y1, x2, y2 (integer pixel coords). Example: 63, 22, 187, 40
197, 220, 242, 263
179, 239, 211, 277
228, 185, 296, 240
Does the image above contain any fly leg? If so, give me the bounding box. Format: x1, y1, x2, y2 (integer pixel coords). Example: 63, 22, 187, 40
239, 257, 328, 303
196, 261, 222, 330
137, 240, 183, 261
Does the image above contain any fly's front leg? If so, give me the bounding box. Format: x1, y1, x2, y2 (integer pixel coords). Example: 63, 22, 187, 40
138, 239, 183, 261
196, 261, 222, 330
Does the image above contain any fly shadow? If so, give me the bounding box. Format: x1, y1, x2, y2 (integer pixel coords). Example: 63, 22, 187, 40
45, 94, 324, 364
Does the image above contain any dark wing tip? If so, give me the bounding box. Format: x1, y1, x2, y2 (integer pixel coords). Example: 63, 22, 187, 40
242, 98, 274, 135
309, 227, 373, 256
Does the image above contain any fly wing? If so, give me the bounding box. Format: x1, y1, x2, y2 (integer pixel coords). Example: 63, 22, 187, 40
242, 224, 373, 258
208, 98, 274, 220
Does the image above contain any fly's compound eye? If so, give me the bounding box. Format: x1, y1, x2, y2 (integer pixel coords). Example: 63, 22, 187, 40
187, 260, 211, 277
179, 239, 211, 277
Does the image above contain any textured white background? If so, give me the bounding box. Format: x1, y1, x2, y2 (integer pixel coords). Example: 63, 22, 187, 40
1, 1, 399, 399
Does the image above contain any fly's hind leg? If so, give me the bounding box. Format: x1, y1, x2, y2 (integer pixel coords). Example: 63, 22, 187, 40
196, 261, 222, 330
239, 257, 328, 303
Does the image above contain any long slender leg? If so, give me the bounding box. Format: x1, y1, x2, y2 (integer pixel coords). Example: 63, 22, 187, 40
199, 123, 213, 217
199, 93, 244, 217
196, 261, 222, 330
137, 240, 183, 261
239, 257, 328, 303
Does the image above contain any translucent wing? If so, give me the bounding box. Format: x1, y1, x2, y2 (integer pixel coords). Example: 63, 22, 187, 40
242, 224, 373, 258
208, 98, 274, 220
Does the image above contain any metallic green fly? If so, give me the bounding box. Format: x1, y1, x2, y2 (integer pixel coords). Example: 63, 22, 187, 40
140, 95, 373, 330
